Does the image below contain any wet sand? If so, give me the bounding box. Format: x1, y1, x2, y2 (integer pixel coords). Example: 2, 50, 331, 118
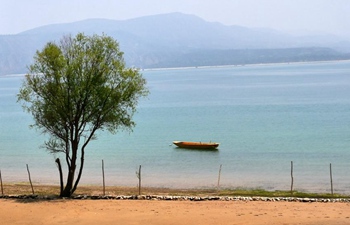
1, 199, 350, 225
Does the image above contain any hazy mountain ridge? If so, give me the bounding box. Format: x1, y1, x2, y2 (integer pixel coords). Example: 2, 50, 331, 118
1, 12, 350, 75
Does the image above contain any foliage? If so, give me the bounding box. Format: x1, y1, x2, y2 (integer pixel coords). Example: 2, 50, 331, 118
17, 33, 148, 197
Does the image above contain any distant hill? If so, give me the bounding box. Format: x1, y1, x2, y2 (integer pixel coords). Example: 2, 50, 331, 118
1, 12, 350, 75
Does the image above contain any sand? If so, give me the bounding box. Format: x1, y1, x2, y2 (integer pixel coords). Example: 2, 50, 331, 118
1, 199, 350, 225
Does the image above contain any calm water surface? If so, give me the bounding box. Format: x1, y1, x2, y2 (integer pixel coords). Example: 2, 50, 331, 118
1, 61, 350, 193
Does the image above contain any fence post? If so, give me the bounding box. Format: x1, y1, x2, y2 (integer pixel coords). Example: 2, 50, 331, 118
0, 169, 3, 196
290, 161, 294, 195
26, 164, 35, 195
217, 164, 222, 191
102, 160, 105, 196
330, 163, 333, 196
136, 165, 141, 195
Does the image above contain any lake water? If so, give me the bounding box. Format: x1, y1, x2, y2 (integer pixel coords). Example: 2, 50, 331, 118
1, 61, 350, 194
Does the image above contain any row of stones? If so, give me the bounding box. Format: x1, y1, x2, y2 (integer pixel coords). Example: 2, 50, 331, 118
1, 194, 349, 203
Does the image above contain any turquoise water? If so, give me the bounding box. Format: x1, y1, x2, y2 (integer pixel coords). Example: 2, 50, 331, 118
1, 61, 350, 193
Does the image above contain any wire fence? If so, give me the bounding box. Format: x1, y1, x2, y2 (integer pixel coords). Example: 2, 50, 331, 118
0, 160, 342, 197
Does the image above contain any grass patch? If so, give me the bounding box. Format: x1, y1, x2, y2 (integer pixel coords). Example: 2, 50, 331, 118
218, 188, 348, 199
1, 183, 348, 199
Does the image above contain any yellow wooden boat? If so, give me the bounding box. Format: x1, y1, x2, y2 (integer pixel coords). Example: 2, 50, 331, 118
173, 141, 219, 149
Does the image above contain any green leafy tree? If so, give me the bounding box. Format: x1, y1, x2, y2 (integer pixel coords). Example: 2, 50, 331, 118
18, 33, 148, 197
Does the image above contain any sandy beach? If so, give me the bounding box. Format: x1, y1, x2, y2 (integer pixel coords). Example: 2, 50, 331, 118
1, 199, 350, 225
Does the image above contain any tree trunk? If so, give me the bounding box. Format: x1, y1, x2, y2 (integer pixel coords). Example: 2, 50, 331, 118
72, 132, 95, 195
61, 142, 78, 197
72, 151, 85, 195
60, 132, 92, 197
61, 162, 76, 197
61, 176, 72, 196
55, 158, 64, 197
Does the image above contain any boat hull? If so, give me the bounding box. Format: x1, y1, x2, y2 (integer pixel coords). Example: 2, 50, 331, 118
173, 141, 219, 149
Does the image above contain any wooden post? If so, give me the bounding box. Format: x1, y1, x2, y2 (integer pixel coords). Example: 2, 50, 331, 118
102, 160, 105, 196
290, 161, 294, 195
136, 165, 141, 195
26, 164, 35, 195
0, 169, 3, 196
217, 164, 222, 191
138, 165, 141, 195
330, 163, 333, 196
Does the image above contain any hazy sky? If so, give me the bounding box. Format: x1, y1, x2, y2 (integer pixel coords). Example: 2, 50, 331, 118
1, 0, 350, 37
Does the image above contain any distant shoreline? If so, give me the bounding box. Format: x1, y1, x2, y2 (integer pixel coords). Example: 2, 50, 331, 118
143, 59, 350, 71
2, 59, 350, 76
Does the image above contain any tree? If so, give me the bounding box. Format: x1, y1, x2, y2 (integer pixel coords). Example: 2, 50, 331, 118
17, 33, 148, 197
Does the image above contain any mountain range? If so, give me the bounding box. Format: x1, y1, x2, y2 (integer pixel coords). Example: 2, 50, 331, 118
1, 12, 350, 75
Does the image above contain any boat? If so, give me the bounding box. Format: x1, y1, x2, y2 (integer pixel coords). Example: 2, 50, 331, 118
173, 141, 219, 150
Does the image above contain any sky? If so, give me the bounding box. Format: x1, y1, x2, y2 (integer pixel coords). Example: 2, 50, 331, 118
1, 0, 350, 37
